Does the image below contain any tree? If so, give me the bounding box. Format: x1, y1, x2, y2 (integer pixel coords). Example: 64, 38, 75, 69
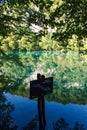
0, 92, 17, 129
0, 0, 86, 46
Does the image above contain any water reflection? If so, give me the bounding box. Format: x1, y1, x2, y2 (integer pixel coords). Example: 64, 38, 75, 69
3, 92, 87, 130
53, 118, 85, 130
0, 51, 87, 129
23, 115, 38, 130
23, 116, 86, 130
0, 51, 87, 104
0, 92, 17, 130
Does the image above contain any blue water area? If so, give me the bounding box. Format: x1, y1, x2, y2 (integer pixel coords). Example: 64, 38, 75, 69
1, 51, 87, 129
4, 92, 87, 130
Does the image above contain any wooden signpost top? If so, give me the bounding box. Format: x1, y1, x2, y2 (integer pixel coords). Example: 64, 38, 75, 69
30, 73, 53, 129
30, 74, 53, 99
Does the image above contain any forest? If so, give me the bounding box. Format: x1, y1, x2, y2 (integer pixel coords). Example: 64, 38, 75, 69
0, 0, 87, 104
0, 0, 87, 52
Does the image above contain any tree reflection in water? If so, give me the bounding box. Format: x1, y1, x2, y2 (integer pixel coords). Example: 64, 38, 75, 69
0, 92, 17, 130
23, 116, 85, 130
23, 115, 38, 130
53, 118, 85, 130
53, 118, 69, 130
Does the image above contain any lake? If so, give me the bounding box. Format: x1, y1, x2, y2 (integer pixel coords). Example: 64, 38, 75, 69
0, 51, 87, 130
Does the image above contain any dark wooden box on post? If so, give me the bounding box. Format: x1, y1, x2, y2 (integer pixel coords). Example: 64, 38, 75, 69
30, 74, 53, 129
30, 77, 53, 99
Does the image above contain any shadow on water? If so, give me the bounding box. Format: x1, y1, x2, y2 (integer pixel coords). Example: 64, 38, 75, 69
0, 92, 18, 130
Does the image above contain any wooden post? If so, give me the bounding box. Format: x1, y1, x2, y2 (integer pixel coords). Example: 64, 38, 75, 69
37, 73, 46, 130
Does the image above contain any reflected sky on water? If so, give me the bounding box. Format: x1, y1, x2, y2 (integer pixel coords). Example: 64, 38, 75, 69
1, 51, 87, 129
4, 92, 87, 130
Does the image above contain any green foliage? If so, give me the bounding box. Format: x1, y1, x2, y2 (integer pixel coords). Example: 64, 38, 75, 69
0, 92, 17, 129
0, 0, 87, 103
0, 51, 87, 104
0, 0, 87, 51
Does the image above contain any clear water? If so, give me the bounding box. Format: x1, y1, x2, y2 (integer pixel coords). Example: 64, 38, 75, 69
0, 51, 87, 129
3, 92, 87, 130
